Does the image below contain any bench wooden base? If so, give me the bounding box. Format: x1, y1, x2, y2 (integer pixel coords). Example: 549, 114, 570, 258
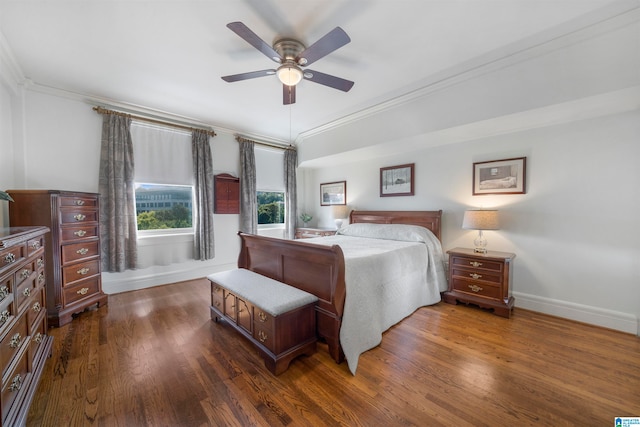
209, 272, 317, 375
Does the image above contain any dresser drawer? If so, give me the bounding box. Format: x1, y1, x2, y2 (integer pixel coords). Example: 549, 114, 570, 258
0, 313, 28, 377
223, 291, 237, 322
26, 235, 45, 256
62, 277, 101, 306
60, 209, 99, 225
0, 278, 12, 308
450, 255, 504, 273
15, 270, 40, 312
62, 259, 100, 286
26, 287, 46, 330
61, 240, 99, 265
253, 307, 274, 332
211, 283, 224, 312
451, 267, 502, 285
0, 244, 25, 277
60, 195, 98, 208
451, 278, 502, 300
1, 346, 30, 424
60, 225, 100, 242
237, 298, 253, 334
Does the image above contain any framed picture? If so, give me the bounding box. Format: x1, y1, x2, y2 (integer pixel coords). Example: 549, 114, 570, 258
380, 163, 414, 197
473, 157, 526, 195
320, 181, 346, 206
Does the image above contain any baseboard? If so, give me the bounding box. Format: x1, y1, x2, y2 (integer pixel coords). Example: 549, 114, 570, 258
513, 291, 638, 336
101, 262, 237, 294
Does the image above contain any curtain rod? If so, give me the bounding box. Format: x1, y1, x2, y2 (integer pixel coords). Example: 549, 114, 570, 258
93, 106, 217, 137
235, 135, 295, 151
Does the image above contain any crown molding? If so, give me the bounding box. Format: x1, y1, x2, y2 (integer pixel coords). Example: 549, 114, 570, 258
297, 1, 640, 144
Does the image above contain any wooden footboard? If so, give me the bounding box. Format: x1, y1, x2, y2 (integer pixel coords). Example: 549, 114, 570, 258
238, 232, 346, 363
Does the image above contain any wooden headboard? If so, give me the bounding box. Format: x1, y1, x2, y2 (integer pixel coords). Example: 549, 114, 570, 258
349, 210, 442, 241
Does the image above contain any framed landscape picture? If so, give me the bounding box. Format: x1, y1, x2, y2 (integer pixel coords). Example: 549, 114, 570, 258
380, 163, 414, 197
473, 157, 526, 195
320, 181, 346, 206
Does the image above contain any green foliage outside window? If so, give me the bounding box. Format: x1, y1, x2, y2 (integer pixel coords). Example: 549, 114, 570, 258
137, 204, 193, 230
257, 191, 284, 224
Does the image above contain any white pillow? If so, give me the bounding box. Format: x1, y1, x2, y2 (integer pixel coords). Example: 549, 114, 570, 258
336, 223, 436, 243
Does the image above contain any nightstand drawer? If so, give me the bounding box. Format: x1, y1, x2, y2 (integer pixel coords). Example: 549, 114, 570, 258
451, 267, 502, 285
451, 278, 502, 299
450, 256, 503, 272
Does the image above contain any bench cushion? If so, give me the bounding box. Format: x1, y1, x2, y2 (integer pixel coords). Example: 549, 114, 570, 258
207, 269, 318, 316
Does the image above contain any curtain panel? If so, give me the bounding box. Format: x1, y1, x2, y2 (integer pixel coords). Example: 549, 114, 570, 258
98, 114, 138, 272
192, 130, 215, 260
239, 141, 257, 234
284, 149, 298, 239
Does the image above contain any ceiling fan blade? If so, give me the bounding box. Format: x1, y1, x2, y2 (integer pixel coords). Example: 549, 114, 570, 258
303, 69, 354, 92
283, 84, 296, 105
222, 69, 276, 83
296, 27, 350, 66
227, 22, 282, 63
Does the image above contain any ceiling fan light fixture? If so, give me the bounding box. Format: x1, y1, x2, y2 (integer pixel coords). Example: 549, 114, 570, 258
277, 65, 303, 86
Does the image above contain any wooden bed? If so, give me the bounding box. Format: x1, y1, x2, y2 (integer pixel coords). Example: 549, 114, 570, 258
237, 210, 443, 364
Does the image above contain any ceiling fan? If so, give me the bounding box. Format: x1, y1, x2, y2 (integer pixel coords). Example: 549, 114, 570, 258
221, 22, 354, 105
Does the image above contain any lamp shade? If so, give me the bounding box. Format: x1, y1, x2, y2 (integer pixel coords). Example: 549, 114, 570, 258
462, 209, 499, 230
332, 205, 349, 218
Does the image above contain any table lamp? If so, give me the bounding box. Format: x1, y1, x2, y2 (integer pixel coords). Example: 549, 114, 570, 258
462, 209, 499, 253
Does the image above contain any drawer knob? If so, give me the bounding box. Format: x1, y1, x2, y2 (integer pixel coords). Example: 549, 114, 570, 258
23, 288, 31, 297
74, 200, 85, 206
0, 286, 8, 301
470, 261, 483, 267
74, 214, 86, 221
468, 284, 483, 293
469, 273, 482, 280
38, 272, 45, 283
74, 230, 87, 237
77, 287, 89, 295
21, 269, 31, 279
30, 241, 41, 249
0, 310, 10, 326
77, 267, 90, 275
258, 311, 268, 322
37, 258, 45, 268
9, 374, 22, 392
9, 333, 22, 349
34, 333, 44, 344
258, 330, 268, 343
214, 300, 221, 307
3, 253, 16, 264
33, 302, 42, 313
76, 248, 89, 255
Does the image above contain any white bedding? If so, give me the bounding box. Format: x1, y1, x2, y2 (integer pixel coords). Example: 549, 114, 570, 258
305, 223, 447, 374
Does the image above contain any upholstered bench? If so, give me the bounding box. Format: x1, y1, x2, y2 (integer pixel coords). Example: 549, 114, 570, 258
207, 268, 318, 375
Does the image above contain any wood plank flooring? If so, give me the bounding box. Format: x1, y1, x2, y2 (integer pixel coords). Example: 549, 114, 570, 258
27, 278, 639, 426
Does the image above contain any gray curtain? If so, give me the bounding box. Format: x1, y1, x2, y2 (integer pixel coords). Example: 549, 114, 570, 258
239, 141, 257, 234
192, 130, 215, 260
98, 114, 137, 272
284, 148, 298, 239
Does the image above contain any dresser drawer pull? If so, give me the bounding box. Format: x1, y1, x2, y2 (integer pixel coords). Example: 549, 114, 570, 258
258, 311, 268, 322
0, 310, 10, 326
74, 230, 87, 237
257, 330, 268, 343
3, 253, 16, 264
469, 273, 482, 280
213, 300, 221, 308
77, 267, 90, 275
21, 269, 31, 279
34, 332, 44, 344
23, 288, 31, 297
74, 200, 85, 206
77, 287, 89, 295
468, 284, 483, 293
30, 241, 41, 249
470, 261, 483, 267
74, 214, 86, 221
38, 272, 45, 283
9, 333, 22, 349
37, 258, 45, 268
0, 286, 8, 301
9, 374, 22, 392
32, 302, 42, 313
76, 248, 89, 255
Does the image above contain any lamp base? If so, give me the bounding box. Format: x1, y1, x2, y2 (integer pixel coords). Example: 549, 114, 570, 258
473, 247, 488, 254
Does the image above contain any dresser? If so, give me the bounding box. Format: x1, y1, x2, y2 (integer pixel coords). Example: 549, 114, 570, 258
7, 190, 108, 327
0, 226, 53, 426
294, 228, 337, 239
443, 247, 515, 318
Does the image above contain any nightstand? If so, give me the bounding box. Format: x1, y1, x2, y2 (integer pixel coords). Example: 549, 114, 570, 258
443, 247, 515, 318
294, 228, 337, 239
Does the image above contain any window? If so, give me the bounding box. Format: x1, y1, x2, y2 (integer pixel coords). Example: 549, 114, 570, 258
257, 191, 284, 224
135, 183, 193, 232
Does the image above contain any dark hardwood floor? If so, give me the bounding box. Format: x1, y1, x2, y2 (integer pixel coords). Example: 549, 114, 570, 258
27, 278, 639, 426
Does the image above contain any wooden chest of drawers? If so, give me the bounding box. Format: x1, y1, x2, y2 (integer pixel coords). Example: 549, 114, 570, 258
443, 247, 515, 318
8, 190, 108, 327
0, 227, 53, 426
294, 228, 337, 239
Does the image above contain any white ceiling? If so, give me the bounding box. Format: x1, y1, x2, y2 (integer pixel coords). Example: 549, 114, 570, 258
0, 0, 624, 143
